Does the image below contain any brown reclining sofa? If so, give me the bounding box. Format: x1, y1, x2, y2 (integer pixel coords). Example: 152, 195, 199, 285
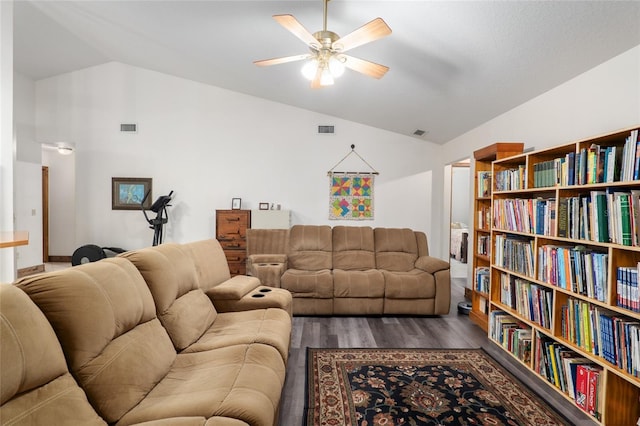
1, 239, 292, 426
247, 225, 451, 316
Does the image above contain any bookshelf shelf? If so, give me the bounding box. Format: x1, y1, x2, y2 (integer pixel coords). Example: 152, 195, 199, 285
487, 126, 640, 425
471, 142, 524, 332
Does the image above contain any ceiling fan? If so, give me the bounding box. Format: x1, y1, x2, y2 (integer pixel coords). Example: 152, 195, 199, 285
254, 0, 392, 88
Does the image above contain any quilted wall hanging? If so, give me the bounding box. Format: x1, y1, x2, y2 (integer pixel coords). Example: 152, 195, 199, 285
328, 145, 378, 220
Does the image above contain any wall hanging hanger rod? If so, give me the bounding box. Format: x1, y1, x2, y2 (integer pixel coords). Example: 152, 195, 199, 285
327, 144, 379, 175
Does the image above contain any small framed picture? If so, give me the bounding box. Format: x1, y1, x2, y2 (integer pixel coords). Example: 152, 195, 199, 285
259, 202, 269, 210
112, 177, 152, 210
231, 198, 242, 210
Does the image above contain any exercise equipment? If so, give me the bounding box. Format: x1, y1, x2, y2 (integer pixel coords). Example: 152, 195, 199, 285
71, 245, 125, 266
141, 190, 173, 246
71, 190, 174, 266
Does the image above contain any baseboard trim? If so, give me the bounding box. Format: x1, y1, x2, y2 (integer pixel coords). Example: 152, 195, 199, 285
17, 264, 45, 279
48, 255, 72, 263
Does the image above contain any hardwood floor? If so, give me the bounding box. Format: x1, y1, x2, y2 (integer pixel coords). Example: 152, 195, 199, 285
277, 266, 595, 426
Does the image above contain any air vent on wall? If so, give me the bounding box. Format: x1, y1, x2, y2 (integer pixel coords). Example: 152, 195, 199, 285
413, 129, 426, 136
120, 123, 137, 133
318, 125, 335, 134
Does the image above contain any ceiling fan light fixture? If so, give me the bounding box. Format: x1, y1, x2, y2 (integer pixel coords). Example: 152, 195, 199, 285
328, 55, 345, 77
57, 146, 74, 155
320, 67, 334, 86
255, 0, 391, 87
301, 59, 318, 80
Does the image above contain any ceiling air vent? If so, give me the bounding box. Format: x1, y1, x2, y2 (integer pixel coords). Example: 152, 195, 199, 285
318, 125, 335, 134
413, 129, 426, 136
120, 123, 137, 133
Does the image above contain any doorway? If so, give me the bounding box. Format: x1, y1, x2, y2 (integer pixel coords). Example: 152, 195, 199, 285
447, 160, 470, 280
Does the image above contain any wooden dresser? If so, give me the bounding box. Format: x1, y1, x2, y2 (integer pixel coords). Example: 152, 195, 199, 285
215, 210, 251, 276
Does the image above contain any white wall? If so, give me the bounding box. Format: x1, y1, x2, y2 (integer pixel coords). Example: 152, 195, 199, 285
14, 72, 43, 270
1, 1, 15, 282
26, 45, 640, 265
42, 149, 76, 257
437, 44, 640, 267
35, 62, 442, 255
450, 166, 470, 225
14, 73, 39, 163
14, 161, 42, 269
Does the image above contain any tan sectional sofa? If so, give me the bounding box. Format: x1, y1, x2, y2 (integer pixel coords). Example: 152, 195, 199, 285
247, 225, 451, 316
1, 239, 292, 426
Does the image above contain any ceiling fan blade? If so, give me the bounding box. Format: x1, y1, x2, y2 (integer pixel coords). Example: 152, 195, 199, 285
310, 65, 323, 89
342, 55, 389, 79
254, 54, 310, 67
273, 14, 320, 49
332, 18, 392, 53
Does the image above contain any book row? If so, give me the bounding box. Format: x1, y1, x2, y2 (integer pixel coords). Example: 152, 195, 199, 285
532, 129, 639, 188
617, 266, 640, 313
534, 334, 603, 421
476, 235, 490, 257
536, 244, 609, 303
475, 266, 489, 294
477, 171, 492, 198
489, 311, 532, 364
493, 234, 535, 277
493, 197, 556, 236
560, 298, 640, 378
557, 190, 640, 246
499, 273, 553, 329
492, 188, 640, 248
477, 206, 491, 230
495, 165, 526, 192
490, 311, 605, 420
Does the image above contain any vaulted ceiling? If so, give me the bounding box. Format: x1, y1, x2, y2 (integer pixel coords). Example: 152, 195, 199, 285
12, 1, 640, 144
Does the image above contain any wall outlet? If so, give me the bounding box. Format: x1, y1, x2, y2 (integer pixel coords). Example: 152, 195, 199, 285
32, 209, 36, 216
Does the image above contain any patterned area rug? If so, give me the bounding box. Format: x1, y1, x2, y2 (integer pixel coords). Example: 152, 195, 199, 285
304, 348, 569, 426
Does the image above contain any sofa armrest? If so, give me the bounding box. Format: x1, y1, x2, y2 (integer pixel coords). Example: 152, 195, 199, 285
415, 256, 450, 274
206, 275, 261, 301
205, 275, 292, 315
247, 255, 287, 288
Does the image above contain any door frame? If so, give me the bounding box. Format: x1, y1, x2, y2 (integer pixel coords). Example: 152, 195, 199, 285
42, 166, 49, 262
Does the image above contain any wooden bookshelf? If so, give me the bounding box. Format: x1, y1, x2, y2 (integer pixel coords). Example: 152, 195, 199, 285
471, 143, 524, 331
488, 126, 640, 425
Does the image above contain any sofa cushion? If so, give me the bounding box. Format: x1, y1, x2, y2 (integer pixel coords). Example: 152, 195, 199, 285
246, 229, 289, 256
288, 225, 332, 270
280, 269, 333, 298
382, 270, 436, 299
116, 344, 285, 426
332, 226, 376, 270
181, 309, 291, 361
374, 228, 419, 272
333, 269, 384, 298
182, 239, 232, 291
121, 244, 218, 351
0, 284, 106, 425
16, 258, 177, 424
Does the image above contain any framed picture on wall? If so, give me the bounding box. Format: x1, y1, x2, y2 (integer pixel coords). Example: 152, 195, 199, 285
112, 177, 152, 210
231, 198, 242, 210
259, 202, 269, 210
